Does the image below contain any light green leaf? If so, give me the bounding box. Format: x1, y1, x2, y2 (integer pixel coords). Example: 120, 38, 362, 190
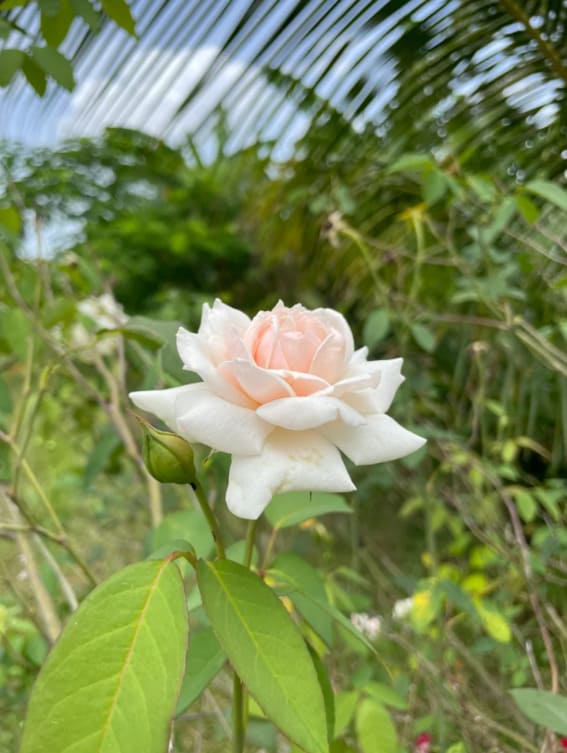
197, 559, 329, 753
515, 194, 540, 224
176, 627, 226, 714
363, 309, 390, 349
334, 691, 359, 737
363, 682, 408, 710
386, 153, 433, 173
410, 323, 436, 353
266, 491, 351, 530
525, 180, 567, 212
511, 688, 567, 734
473, 597, 511, 643
355, 698, 398, 753
20, 560, 188, 753
101, 0, 136, 35
148, 509, 214, 559
0, 49, 24, 86
31, 45, 74, 90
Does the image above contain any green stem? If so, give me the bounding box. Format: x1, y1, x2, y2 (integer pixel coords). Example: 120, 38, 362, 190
232, 672, 245, 753
233, 519, 259, 752
192, 482, 226, 558
243, 519, 258, 567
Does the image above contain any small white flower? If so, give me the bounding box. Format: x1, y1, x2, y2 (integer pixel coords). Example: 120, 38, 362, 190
130, 300, 425, 519
72, 293, 128, 358
392, 596, 414, 620
350, 612, 382, 640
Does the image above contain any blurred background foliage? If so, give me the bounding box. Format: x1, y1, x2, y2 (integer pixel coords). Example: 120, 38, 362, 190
1, 1, 567, 752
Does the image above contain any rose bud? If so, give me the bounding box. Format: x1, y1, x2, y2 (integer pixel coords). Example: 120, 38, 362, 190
136, 416, 196, 485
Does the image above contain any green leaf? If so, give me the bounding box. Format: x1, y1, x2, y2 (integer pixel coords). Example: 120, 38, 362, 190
386, 153, 433, 173
266, 491, 351, 530
363, 682, 408, 710
21, 54, 47, 95
83, 428, 120, 488
148, 509, 214, 559
410, 323, 436, 353
40, 0, 73, 47
31, 45, 74, 90
71, 0, 99, 31
269, 554, 333, 646
355, 698, 398, 753
100, 0, 136, 35
20, 560, 188, 753
515, 194, 540, 224
308, 645, 335, 744
525, 180, 567, 212
473, 597, 511, 643
0, 205, 22, 234
334, 690, 359, 737
510, 688, 567, 735
197, 559, 329, 753
176, 627, 225, 714
0, 49, 24, 86
422, 169, 448, 205
38, 0, 61, 15
363, 309, 390, 349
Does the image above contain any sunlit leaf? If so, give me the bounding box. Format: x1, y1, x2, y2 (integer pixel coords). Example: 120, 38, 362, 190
197, 559, 329, 753
20, 560, 188, 753
355, 698, 398, 753
266, 491, 351, 530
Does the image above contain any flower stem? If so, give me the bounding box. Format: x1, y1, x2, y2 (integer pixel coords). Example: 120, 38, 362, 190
232, 672, 245, 753
192, 482, 226, 559
232, 519, 259, 752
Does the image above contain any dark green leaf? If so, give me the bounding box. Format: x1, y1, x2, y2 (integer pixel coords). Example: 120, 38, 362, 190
82, 428, 120, 488
71, 0, 99, 31
197, 559, 329, 753
22, 55, 47, 96
40, 0, 73, 47
20, 560, 188, 753
176, 627, 225, 714
38, 0, 61, 16
266, 491, 351, 530
0, 49, 24, 86
31, 45, 74, 90
100, 0, 136, 35
308, 645, 335, 744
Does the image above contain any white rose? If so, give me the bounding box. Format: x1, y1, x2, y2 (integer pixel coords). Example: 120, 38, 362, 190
130, 300, 425, 519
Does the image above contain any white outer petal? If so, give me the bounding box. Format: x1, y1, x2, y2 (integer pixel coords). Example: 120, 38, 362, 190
199, 298, 250, 339
129, 385, 199, 433
226, 429, 355, 519
176, 328, 254, 407
176, 389, 272, 455
257, 396, 365, 430
323, 414, 425, 465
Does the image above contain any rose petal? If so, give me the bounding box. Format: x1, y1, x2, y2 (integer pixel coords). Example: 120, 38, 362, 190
226, 429, 355, 519
310, 331, 347, 383
176, 389, 272, 455
277, 370, 330, 397
313, 307, 354, 363
323, 414, 425, 464
129, 385, 198, 432
343, 358, 406, 414
257, 396, 365, 430
221, 359, 294, 404
176, 328, 254, 408
199, 299, 250, 339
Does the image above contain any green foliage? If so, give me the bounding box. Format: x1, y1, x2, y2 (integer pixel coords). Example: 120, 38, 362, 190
265, 491, 351, 530
511, 689, 567, 735
19, 560, 188, 753
197, 559, 329, 753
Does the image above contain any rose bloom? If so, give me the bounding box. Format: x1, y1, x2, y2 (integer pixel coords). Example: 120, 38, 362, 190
130, 300, 425, 519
